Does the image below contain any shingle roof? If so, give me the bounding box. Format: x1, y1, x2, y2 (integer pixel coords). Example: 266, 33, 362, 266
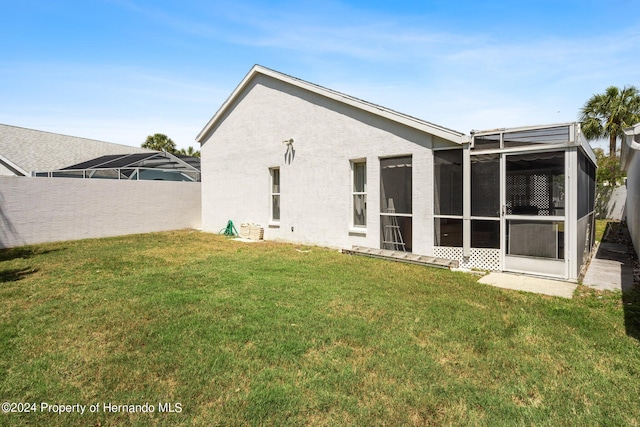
0, 124, 152, 176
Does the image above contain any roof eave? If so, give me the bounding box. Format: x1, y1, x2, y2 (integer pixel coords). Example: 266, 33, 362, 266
621, 123, 640, 171
196, 66, 260, 144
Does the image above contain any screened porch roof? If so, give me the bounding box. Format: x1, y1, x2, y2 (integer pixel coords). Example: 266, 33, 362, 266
470, 122, 597, 165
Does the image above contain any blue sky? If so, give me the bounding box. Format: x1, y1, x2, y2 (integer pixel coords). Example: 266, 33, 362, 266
2, 0, 639, 150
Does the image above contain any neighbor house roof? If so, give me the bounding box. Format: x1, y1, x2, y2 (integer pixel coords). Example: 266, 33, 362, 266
0, 124, 152, 176
196, 65, 468, 145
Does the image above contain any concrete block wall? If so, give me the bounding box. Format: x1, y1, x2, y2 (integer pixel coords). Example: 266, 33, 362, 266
201, 74, 457, 255
0, 176, 201, 248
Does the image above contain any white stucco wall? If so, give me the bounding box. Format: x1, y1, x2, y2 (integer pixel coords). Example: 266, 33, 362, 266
0, 176, 201, 248
625, 148, 640, 259
200, 74, 459, 254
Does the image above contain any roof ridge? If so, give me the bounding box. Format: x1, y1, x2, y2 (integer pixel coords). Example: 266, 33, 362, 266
196, 65, 466, 143
0, 123, 152, 151
253, 65, 465, 137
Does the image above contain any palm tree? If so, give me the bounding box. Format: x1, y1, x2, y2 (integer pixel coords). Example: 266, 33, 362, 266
142, 133, 178, 153
178, 146, 201, 158
579, 85, 640, 157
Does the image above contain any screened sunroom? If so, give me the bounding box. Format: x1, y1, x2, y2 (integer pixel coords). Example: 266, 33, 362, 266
433, 123, 596, 281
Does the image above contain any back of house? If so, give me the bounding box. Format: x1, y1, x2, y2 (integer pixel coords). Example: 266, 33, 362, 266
197, 65, 597, 281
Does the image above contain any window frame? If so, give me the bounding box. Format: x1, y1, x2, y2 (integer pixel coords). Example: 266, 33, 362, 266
351, 159, 367, 229
270, 167, 280, 223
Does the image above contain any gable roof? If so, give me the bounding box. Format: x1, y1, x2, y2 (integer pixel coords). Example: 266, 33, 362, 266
196, 65, 467, 145
0, 124, 152, 176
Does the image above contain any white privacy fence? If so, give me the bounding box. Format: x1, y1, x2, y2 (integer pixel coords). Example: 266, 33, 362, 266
0, 176, 201, 248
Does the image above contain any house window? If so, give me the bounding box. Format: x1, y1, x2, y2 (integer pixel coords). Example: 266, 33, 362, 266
270, 168, 280, 222
352, 160, 367, 227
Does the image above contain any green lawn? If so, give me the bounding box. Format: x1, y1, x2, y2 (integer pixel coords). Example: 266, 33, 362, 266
1, 230, 639, 426
595, 218, 610, 242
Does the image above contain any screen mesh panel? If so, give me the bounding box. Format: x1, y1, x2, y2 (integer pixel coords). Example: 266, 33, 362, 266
380, 157, 412, 214
434, 218, 462, 247
471, 154, 500, 217
507, 220, 564, 259
471, 220, 500, 248
506, 152, 564, 216
503, 126, 570, 147
433, 150, 462, 215
472, 133, 500, 150
577, 150, 596, 219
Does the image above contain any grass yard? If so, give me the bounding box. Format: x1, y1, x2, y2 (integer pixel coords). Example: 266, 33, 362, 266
1, 230, 639, 426
595, 218, 610, 242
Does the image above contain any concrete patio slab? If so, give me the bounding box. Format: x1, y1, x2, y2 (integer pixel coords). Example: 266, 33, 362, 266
478, 272, 578, 298
582, 242, 635, 292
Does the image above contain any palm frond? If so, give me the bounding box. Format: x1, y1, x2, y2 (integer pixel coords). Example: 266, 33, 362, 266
579, 85, 640, 155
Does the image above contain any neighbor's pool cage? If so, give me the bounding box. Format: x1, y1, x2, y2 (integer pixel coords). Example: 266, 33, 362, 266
33, 151, 200, 182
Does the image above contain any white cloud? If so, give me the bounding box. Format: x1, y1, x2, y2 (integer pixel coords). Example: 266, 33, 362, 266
5, 0, 640, 150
